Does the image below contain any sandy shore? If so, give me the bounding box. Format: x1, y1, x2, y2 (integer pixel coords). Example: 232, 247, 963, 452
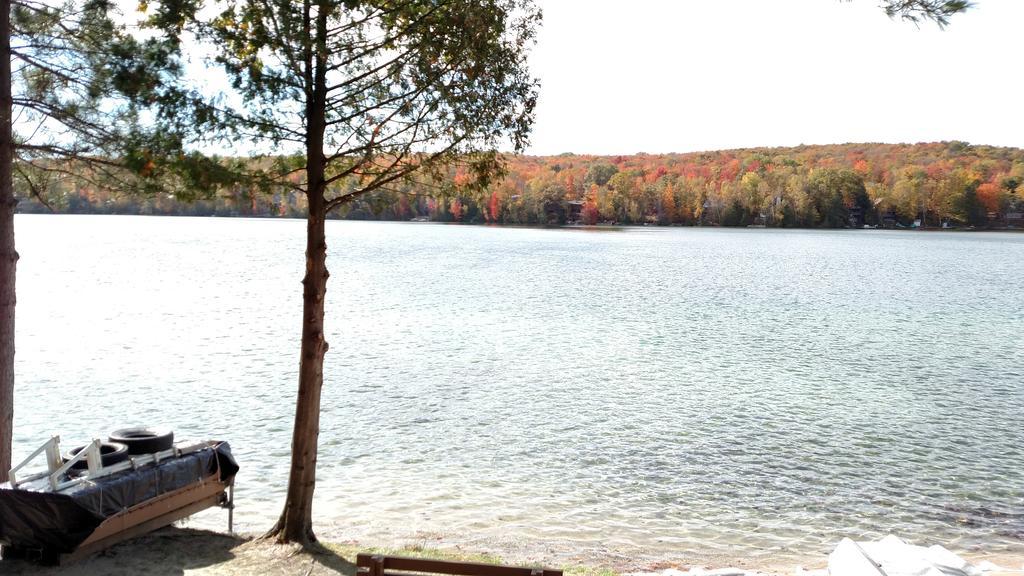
3, 527, 1023, 576
3, 529, 587, 576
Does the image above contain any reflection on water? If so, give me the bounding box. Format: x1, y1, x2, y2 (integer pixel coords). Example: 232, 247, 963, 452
13, 215, 1024, 565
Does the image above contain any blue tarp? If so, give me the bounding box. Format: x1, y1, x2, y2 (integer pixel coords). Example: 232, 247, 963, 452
0, 442, 238, 553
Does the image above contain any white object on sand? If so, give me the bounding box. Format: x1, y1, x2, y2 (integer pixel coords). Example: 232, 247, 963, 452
827, 535, 1003, 576
828, 538, 887, 575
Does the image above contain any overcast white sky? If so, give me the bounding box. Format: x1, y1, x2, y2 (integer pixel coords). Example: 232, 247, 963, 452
524, 0, 1024, 155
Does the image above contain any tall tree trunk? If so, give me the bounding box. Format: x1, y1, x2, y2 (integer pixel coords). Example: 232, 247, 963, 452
0, 0, 15, 485
268, 0, 329, 545
270, 186, 328, 545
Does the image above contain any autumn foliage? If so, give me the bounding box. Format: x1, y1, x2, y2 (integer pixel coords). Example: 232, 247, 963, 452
18, 142, 1024, 228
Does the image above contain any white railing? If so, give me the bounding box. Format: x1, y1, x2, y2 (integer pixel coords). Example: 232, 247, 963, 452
7, 435, 63, 488
8, 438, 214, 493
8, 436, 104, 490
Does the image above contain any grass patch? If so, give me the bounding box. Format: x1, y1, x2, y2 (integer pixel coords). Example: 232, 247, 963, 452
562, 566, 620, 576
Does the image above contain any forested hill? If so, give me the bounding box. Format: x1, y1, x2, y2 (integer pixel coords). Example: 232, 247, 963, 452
17, 142, 1024, 228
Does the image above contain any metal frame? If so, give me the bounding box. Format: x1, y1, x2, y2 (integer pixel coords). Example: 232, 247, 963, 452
8, 438, 218, 492
7, 436, 103, 490
226, 477, 235, 533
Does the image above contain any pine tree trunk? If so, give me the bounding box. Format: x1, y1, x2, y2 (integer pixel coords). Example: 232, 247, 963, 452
267, 0, 329, 545
0, 0, 16, 485
269, 190, 328, 545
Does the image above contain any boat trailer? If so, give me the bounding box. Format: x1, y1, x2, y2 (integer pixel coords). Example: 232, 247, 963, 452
0, 434, 239, 565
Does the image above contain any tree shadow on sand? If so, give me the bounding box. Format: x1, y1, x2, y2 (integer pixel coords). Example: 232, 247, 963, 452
2, 526, 244, 576
306, 542, 359, 575
2, 526, 362, 575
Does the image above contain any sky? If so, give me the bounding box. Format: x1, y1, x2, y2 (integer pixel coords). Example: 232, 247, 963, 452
524, 0, 1024, 156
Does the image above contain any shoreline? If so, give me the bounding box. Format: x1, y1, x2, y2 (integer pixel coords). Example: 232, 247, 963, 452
13, 212, 1024, 233
183, 510, 1024, 575
5, 527, 1022, 576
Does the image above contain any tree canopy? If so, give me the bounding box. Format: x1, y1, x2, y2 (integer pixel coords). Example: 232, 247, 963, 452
143, 0, 539, 204
877, 0, 973, 27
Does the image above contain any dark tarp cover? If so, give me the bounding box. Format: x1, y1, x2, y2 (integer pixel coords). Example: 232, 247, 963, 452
0, 442, 238, 553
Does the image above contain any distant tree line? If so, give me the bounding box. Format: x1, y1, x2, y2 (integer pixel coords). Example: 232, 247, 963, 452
17, 142, 1024, 229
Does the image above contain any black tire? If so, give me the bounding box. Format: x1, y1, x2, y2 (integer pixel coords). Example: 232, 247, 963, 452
62, 441, 129, 470
108, 427, 174, 455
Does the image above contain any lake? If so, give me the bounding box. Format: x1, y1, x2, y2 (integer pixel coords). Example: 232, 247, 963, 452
11, 214, 1024, 566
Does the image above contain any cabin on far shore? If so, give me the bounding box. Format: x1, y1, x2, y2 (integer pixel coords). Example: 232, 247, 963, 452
566, 200, 584, 224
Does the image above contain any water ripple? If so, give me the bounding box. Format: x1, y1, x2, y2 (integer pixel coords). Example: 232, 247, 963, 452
11, 216, 1024, 564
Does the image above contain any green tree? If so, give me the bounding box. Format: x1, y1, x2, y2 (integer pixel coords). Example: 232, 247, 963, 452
143, 0, 539, 544
804, 169, 867, 227
537, 181, 566, 224
0, 0, 206, 483
944, 169, 985, 225
892, 166, 928, 224
739, 171, 766, 222
584, 162, 618, 187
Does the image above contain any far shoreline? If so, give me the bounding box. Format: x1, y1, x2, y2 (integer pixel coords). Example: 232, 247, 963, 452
12, 212, 1024, 234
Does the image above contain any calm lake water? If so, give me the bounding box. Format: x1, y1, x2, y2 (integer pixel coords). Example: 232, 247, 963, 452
11, 214, 1024, 566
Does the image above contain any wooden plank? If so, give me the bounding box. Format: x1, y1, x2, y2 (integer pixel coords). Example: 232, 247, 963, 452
356, 554, 562, 576
78, 475, 226, 546
59, 491, 225, 564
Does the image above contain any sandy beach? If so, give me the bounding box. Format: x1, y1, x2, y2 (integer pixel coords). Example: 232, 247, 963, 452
3, 527, 1023, 576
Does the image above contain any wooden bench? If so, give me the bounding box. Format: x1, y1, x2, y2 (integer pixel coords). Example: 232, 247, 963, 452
356, 554, 563, 576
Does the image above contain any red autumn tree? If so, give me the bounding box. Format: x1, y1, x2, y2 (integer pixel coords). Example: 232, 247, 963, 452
451, 198, 465, 222
488, 191, 501, 223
